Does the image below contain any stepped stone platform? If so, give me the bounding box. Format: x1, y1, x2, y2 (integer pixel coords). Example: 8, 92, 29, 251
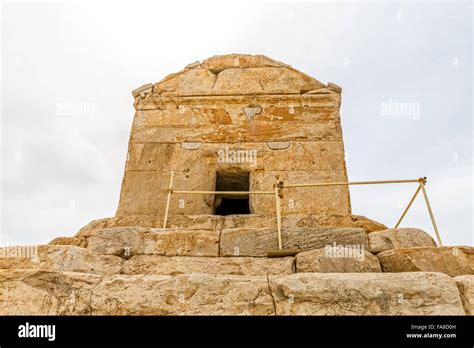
1, 222, 472, 315
49, 213, 389, 249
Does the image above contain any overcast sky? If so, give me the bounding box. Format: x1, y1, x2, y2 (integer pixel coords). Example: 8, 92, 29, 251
1, 0, 472, 246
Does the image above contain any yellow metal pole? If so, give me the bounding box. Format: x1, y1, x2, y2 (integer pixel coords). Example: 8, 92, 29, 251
274, 184, 282, 250
420, 180, 443, 246
394, 184, 422, 228
284, 179, 420, 188
173, 190, 273, 195
162, 171, 175, 229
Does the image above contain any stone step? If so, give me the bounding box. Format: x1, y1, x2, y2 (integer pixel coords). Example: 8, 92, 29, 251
269, 272, 465, 315
295, 246, 381, 273
0, 245, 122, 275
85, 226, 369, 258
220, 227, 368, 257
122, 255, 295, 276
0, 245, 294, 276
0, 269, 466, 315
376, 246, 474, 277
368, 228, 437, 253
68, 213, 386, 241
86, 227, 220, 257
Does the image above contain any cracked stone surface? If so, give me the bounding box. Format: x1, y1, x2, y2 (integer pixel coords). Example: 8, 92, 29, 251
268, 272, 465, 315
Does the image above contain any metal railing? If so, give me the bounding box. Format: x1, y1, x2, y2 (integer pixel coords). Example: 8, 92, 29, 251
162, 172, 442, 248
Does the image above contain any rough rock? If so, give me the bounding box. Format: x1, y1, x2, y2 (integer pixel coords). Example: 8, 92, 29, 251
87, 227, 220, 257
0, 245, 122, 275
377, 246, 474, 277
368, 228, 437, 253
0, 269, 101, 315
90, 274, 274, 315
269, 272, 465, 315
48, 236, 85, 247
343, 214, 388, 233
296, 247, 381, 273
220, 227, 368, 257
453, 275, 474, 315
122, 255, 294, 276
287, 214, 387, 232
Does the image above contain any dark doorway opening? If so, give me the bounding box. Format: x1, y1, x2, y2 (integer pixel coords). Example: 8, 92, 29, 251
214, 171, 250, 215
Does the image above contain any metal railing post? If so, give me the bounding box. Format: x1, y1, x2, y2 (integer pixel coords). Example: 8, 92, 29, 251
274, 183, 282, 250
419, 178, 443, 246
162, 171, 175, 229
394, 183, 422, 228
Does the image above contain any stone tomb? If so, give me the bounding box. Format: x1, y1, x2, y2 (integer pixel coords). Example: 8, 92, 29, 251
117, 54, 351, 218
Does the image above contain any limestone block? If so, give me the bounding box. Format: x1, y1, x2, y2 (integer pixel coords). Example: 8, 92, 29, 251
87, 227, 220, 257
124, 142, 346, 172
185, 61, 201, 69
296, 247, 381, 273
116, 170, 214, 216
250, 170, 351, 216
132, 83, 153, 99
368, 228, 437, 253
0, 245, 122, 275
200, 54, 282, 71
90, 274, 274, 315
130, 122, 341, 143
269, 272, 465, 315
0, 269, 101, 315
220, 227, 367, 257
48, 236, 85, 247
453, 275, 474, 315
134, 105, 338, 128
377, 246, 474, 276
122, 255, 294, 276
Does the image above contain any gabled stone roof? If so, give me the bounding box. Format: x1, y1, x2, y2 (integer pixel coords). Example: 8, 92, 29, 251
144, 54, 327, 97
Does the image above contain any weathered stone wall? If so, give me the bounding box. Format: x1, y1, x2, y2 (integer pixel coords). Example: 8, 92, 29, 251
116, 54, 351, 218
